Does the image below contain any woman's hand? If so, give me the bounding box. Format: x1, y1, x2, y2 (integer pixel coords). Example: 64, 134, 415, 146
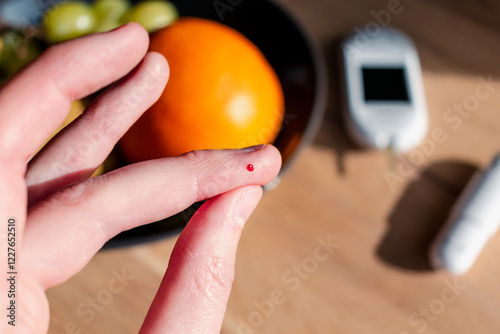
0, 23, 281, 333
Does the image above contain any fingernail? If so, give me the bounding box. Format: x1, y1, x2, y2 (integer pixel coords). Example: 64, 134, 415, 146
238, 144, 266, 153
233, 188, 263, 226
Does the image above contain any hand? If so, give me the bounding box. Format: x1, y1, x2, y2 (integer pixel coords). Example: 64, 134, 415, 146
0, 23, 281, 333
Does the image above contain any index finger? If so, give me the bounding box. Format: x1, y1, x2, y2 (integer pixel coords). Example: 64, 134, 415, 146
0, 23, 150, 165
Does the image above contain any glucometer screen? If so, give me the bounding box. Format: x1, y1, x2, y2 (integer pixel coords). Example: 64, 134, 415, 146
362, 68, 410, 102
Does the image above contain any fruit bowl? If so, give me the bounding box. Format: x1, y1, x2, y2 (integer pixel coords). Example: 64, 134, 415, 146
105, 0, 327, 247
2, 0, 327, 247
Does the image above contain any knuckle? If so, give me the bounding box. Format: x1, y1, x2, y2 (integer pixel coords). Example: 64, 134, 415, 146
48, 179, 96, 206
177, 150, 237, 200
179, 150, 215, 198
178, 150, 211, 168
192, 254, 234, 302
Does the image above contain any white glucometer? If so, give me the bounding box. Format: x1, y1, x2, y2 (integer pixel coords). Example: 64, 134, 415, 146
430, 154, 500, 275
341, 27, 428, 153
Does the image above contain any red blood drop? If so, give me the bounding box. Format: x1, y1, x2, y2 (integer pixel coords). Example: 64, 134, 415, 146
247, 164, 254, 172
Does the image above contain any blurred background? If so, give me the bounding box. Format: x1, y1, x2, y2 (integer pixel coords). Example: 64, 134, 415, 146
3, 0, 500, 333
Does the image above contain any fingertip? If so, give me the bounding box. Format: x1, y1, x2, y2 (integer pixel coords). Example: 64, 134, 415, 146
111, 22, 150, 50
174, 145, 282, 200
233, 185, 263, 227
144, 51, 170, 83
247, 144, 282, 185
97, 23, 150, 67
264, 144, 283, 173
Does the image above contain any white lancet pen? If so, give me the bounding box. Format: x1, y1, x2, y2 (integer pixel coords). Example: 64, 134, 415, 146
430, 153, 500, 275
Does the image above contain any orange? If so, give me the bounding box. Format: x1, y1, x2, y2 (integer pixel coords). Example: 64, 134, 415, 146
119, 17, 284, 162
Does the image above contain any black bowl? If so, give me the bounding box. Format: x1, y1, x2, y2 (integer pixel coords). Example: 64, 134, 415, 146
37, 0, 325, 248
104, 0, 327, 248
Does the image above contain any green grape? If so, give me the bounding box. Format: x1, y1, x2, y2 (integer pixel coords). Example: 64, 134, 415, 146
43, 1, 97, 44
93, 0, 129, 21
122, 1, 178, 33
92, 0, 130, 33
0, 32, 40, 78
93, 19, 120, 33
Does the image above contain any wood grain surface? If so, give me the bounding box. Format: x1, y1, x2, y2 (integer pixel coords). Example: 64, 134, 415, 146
47, 0, 500, 333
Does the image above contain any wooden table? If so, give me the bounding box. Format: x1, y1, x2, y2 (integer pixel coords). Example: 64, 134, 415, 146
47, 0, 500, 333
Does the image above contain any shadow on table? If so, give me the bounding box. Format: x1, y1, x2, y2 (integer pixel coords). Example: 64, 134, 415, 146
376, 160, 478, 271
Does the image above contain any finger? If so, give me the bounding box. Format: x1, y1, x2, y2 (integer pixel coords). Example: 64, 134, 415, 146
26, 52, 169, 207
23, 145, 281, 288
140, 185, 262, 334
0, 23, 149, 164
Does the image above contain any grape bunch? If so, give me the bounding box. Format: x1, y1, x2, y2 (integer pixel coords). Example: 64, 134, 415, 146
43, 0, 179, 44
0, 31, 40, 81
0, 0, 178, 84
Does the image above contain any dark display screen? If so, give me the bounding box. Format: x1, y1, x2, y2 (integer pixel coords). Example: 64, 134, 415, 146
362, 68, 410, 102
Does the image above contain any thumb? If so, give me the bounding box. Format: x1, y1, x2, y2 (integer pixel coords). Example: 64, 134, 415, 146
140, 185, 263, 334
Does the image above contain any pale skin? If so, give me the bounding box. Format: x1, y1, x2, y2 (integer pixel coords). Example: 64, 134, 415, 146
0, 23, 281, 333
